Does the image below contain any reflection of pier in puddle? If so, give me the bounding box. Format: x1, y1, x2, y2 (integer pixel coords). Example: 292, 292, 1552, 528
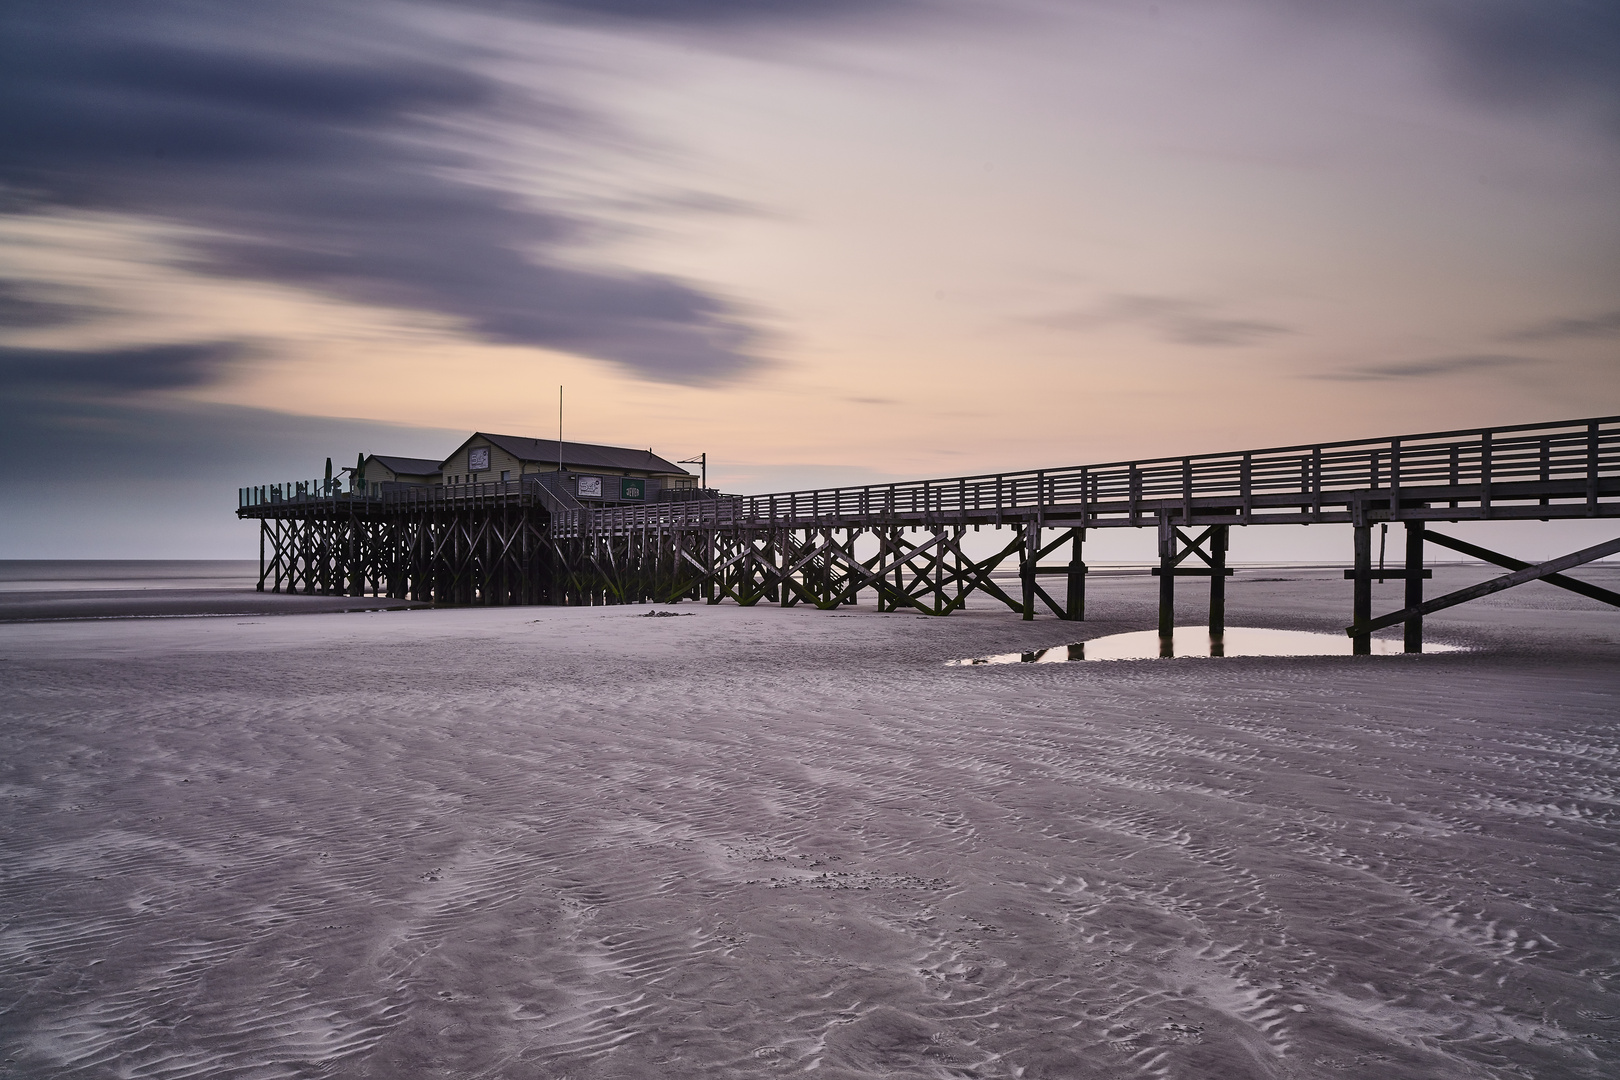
949, 626, 1467, 665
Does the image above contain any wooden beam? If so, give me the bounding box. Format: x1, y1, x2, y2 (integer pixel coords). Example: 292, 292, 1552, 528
1340, 569, 1432, 580
1032, 580, 1067, 618
1158, 511, 1174, 639
1422, 529, 1620, 608
1403, 520, 1423, 653
1352, 524, 1371, 655
1351, 534, 1620, 635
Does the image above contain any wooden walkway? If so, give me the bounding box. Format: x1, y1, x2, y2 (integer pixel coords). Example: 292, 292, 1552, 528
239, 416, 1620, 652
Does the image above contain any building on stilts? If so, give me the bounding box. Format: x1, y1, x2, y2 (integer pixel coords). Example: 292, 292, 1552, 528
239, 417, 1620, 651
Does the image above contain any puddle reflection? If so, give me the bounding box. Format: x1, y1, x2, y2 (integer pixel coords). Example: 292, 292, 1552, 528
948, 626, 1466, 664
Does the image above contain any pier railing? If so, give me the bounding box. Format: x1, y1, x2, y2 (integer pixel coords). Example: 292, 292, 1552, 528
238, 416, 1620, 535
240, 474, 569, 511
551, 415, 1620, 536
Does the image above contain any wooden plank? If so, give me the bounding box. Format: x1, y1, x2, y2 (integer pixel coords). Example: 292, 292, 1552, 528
1589, 421, 1601, 514
1352, 534, 1620, 634
1340, 569, 1433, 580
1032, 580, 1066, 618
1422, 529, 1620, 608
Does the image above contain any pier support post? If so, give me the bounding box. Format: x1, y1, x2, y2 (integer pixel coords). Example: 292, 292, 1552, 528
1352, 523, 1372, 655
1021, 524, 1037, 620
1404, 521, 1424, 653
1157, 511, 1175, 641
1209, 524, 1228, 638
706, 531, 718, 602
1065, 528, 1086, 621
778, 527, 792, 608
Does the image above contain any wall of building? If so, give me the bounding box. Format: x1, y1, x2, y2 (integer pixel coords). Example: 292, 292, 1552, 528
361, 458, 439, 495
440, 437, 522, 485
439, 436, 694, 493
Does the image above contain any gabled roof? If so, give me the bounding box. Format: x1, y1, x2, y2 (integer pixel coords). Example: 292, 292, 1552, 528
366, 455, 442, 476
467, 432, 690, 476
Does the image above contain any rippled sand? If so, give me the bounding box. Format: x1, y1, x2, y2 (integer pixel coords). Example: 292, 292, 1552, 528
2, 569, 1618, 1078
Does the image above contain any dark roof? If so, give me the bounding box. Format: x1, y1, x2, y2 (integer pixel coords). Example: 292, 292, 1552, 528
367, 455, 442, 476
475, 433, 691, 476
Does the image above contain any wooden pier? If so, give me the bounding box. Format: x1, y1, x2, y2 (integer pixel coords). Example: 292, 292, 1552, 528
239, 416, 1620, 652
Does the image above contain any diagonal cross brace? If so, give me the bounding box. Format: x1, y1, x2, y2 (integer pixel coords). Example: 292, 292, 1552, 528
1172, 526, 1218, 568
1350, 535, 1620, 635
1423, 529, 1620, 609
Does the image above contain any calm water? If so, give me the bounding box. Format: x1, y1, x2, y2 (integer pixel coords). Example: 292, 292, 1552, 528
0, 561, 410, 621
949, 625, 1467, 664
0, 560, 258, 593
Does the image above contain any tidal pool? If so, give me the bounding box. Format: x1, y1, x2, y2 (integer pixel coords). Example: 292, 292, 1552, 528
948, 625, 1467, 664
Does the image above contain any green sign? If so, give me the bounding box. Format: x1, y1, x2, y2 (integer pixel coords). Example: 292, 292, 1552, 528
619, 478, 645, 501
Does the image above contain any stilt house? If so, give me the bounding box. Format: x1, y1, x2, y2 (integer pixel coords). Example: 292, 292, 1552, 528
362, 432, 695, 505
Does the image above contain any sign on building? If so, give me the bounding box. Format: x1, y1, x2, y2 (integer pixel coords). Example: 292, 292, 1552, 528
468, 447, 490, 472
620, 478, 645, 501
577, 476, 603, 498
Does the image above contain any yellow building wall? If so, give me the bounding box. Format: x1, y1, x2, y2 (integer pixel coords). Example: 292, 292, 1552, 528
442, 438, 524, 484
361, 457, 439, 490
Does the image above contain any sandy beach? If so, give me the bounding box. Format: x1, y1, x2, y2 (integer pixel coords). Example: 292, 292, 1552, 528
2, 565, 1618, 1078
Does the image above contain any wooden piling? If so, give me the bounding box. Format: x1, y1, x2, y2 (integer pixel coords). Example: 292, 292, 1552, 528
1404, 520, 1424, 653
1021, 525, 1036, 621
1065, 528, 1086, 621
1158, 511, 1175, 640
1352, 523, 1372, 655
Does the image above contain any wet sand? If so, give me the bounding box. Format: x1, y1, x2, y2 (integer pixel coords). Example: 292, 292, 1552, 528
2, 567, 1618, 1078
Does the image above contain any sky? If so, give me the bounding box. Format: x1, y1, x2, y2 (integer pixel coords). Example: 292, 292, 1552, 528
1, 0, 1617, 558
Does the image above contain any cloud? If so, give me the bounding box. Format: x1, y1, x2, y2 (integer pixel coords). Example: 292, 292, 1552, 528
1031, 295, 1293, 348
1314, 353, 1539, 381
0, 390, 467, 557
1502, 309, 1620, 343
0, 0, 776, 386
0, 342, 250, 396
1403, 0, 1620, 129
490, 0, 906, 24
1272, 1, 1620, 136
0, 281, 101, 328
2, 0, 1608, 395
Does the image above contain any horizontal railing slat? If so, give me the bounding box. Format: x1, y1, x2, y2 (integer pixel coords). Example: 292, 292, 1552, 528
242, 416, 1619, 535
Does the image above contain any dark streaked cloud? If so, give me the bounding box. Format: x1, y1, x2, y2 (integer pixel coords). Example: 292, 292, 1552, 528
1402, 0, 1620, 130
1503, 309, 1620, 343
0, 0, 772, 385
0, 391, 465, 558
0, 393, 460, 483
0, 342, 249, 396
489, 0, 904, 23
1314, 353, 1539, 381
1031, 295, 1293, 348
0, 282, 101, 329
1260, 1, 1620, 137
